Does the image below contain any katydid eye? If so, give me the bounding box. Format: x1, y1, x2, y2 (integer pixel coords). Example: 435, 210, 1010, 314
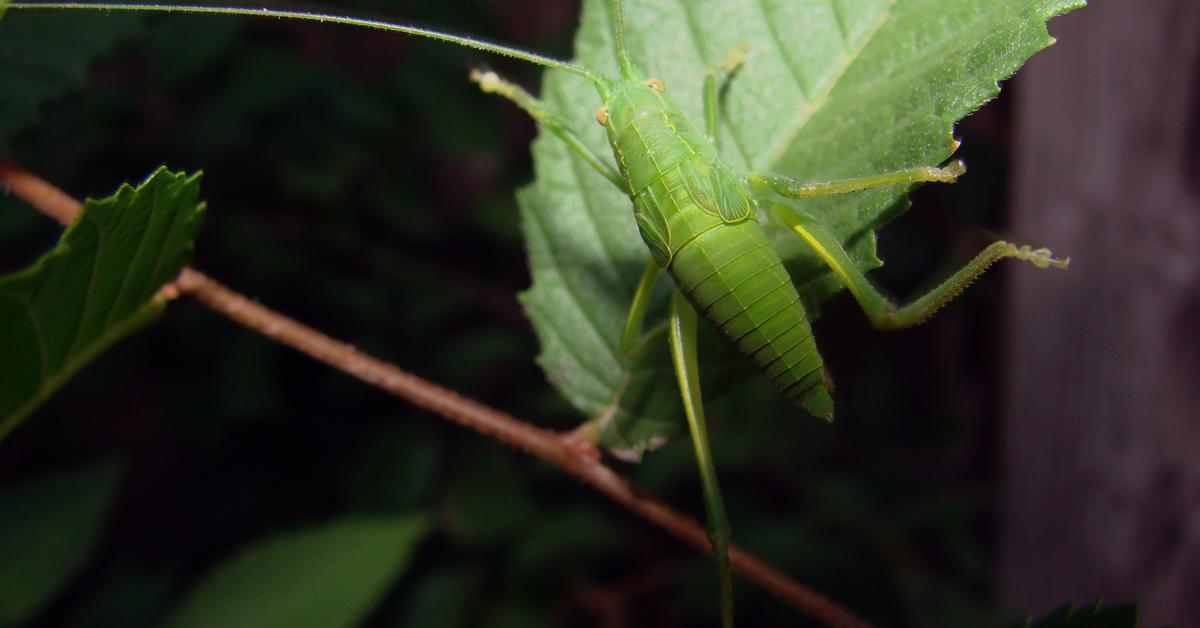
595, 106, 609, 126
645, 78, 665, 92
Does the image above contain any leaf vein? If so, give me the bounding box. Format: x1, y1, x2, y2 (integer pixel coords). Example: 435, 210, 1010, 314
102, 192, 151, 329
755, 0, 810, 100
829, 0, 851, 50
524, 190, 620, 391
761, 0, 896, 171
63, 211, 105, 360
140, 181, 189, 304
2, 291, 49, 382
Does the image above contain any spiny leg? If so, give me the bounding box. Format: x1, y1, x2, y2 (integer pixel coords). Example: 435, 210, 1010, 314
749, 159, 966, 199
703, 44, 748, 145
669, 289, 734, 628
470, 69, 625, 190
767, 202, 1068, 330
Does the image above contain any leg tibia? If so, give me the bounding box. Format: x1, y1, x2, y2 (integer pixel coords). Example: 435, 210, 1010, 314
619, 259, 662, 357
769, 203, 1068, 330
872, 240, 1069, 329
668, 290, 733, 628
703, 44, 749, 144
470, 69, 546, 119
750, 160, 965, 199
470, 70, 624, 190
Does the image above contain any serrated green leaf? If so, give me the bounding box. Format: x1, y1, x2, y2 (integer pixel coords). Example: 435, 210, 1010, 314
0, 460, 123, 627
1017, 600, 1140, 628
0, 167, 205, 439
518, 0, 1083, 451
0, 8, 142, 144
162, 516, 431, 628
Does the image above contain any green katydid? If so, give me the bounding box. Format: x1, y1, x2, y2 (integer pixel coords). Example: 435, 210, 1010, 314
3, 1, 1072, 625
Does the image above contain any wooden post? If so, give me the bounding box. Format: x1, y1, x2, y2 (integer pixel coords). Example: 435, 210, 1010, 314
1001, 1, 1200, 623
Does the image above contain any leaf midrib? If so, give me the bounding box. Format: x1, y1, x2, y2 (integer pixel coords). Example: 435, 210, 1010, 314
771, 0, 1032, 174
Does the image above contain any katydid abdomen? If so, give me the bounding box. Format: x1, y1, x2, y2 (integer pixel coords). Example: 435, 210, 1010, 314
602, 79, 834, 421
671, 220, 832, 420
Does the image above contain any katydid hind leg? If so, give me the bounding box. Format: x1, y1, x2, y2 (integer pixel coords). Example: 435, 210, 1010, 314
471, 70, 625, 190
767, 203, 1068, 330
669, 290, 734, 628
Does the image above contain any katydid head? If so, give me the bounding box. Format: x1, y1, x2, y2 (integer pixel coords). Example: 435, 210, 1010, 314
591, 1, 685, 135
593, 77, 673, 132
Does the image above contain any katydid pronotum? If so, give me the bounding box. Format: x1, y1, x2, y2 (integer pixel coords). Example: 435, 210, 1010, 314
4, 1, 1071, 625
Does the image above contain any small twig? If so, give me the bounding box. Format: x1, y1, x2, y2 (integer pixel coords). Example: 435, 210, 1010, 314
0, 160, 81, 225
0, 159, 872, 628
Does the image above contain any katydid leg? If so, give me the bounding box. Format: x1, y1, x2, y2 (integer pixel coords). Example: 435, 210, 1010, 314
470, 69, 625, 190
703, 45, 748, 145
566, 258, 660, 453
749, 160, 965, 199
767, 203, 1068, 330
669, 289, 734, 628
619, 258, 662, 357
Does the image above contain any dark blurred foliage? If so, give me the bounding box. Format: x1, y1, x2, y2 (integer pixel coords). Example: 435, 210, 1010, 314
0, 1, 1039, 625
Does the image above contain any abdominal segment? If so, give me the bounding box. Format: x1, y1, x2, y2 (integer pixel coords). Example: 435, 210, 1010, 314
669, 220, 833, 420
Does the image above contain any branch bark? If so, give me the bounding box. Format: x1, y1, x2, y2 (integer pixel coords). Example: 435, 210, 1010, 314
0, 158, 871, 628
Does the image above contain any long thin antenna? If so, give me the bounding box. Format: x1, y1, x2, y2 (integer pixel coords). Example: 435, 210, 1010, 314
3, 2, 599, 81
608, 0, 637, 79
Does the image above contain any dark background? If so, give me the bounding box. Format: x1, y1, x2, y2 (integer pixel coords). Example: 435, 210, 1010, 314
0, 1, 1194, 626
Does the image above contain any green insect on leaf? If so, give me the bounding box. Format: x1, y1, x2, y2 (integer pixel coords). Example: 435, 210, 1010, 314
0, 1, 1084, 625
521, 0, 1081, 452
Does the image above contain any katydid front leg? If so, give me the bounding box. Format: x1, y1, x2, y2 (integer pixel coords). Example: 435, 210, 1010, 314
470, 69, 626, 191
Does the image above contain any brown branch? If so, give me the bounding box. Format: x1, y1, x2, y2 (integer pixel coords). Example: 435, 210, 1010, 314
0, 159, 872, 628
0, 160, 82, 225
